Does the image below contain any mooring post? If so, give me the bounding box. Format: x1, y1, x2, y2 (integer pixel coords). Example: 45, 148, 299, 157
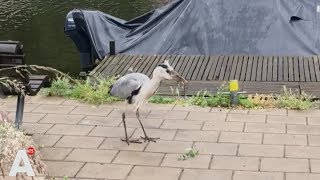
110, 41, 115, 55
229, 80, 239, 107
15, 93, 25, 129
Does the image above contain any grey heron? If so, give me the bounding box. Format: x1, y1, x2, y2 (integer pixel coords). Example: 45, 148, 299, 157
109, 60, 187, 145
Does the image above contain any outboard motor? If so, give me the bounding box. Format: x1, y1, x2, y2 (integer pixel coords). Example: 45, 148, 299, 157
64, 9, 96, 72
0, 41, 25, 68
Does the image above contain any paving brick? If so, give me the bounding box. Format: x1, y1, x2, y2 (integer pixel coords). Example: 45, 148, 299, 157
260, 158, 309, 172
39, 114, 84, 124
147, 103, 174, 110
249, 109, 287, 116
89, 126, 135, 138
308, 117, 320, 125
264, 134, 307, 145
161, 120, 203, 130
187, 112, 226, 121
180, 169, 232, 180
77, 163, 132, 179
28, 96, 65, 105
119, 118, 163, 128
46, 161, 84, 178
233, 171, 283, 180
287, 124, 320, 135
145, 140, 193, 153
219, 132, 262, 144
79, 116, 122, 127
286, 173, 320, 180
32, 134, 62, 147
131, 128, 177, 140
227, 114, 266, 123
9, 112, 46, 123
229, 109, 249, 114
32, 104, 75, 114
148, 110, 188, 119
22, 123, 53, 134
310, 159, 320, 173
161, 154, 211, 168
127, 166, 181, 180
288, 110, 320, 117
210, 156, 259, 171
174, 130, 219, 142
62, 99, 90, 106
308, 135, 320, 146
210, 108, 230, 113
286, 146, 320, 159
202, 121, 244, 131
193, 142, 238, 155
245, 123, 285, 133
238, 144, 284, 157
66, 149, 118, 163
0, 103, 39, 112
55, 136, 103, 148
108, 108, 149, 118
267, 115, 306, 125
173, 105, 210, 112
46, 124, 94, 136
99, 138, 147, 151
41, 147, 73, 160
70, 106, 112, 116
113, 151, 164, 166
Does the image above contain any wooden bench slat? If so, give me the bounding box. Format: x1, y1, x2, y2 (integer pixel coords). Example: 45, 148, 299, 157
267, 56, 273, 81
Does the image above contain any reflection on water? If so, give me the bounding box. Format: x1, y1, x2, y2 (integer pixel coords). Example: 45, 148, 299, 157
0, 0, 152, 75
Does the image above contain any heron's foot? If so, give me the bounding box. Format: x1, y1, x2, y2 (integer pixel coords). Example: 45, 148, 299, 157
140, 136, 159, 142
121, 138, 142, 145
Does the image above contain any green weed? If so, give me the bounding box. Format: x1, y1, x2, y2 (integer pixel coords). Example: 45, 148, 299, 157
275, 86, 313, 110
149, 95, 176, 104
178, 148, 199, 161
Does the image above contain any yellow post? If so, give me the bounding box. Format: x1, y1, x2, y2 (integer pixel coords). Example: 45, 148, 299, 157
229, 80, 239, 92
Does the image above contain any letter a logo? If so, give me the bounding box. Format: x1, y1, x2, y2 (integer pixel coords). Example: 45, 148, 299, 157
9, 150, 35, 176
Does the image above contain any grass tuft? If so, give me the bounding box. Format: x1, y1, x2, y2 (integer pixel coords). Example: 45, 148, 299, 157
275, 86, 313, 110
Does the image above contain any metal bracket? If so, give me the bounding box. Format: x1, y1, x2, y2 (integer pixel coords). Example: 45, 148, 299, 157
15, 93, 25, 129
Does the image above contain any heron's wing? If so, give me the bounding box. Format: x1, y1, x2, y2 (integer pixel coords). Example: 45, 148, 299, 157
110, 78, 142, 99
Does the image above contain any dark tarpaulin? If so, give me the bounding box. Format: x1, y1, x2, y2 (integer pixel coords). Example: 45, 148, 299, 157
64, 0, 320, 63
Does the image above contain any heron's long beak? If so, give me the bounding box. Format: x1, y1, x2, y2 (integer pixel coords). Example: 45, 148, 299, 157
171, 70, 187, 84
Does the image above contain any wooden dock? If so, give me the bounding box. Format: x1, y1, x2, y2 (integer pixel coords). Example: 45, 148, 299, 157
90, 54, 320, 97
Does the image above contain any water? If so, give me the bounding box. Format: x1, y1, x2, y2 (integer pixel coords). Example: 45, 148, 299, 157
0, 0, 153, 75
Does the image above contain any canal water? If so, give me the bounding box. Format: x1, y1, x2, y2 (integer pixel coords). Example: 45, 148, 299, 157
0, 0, 153, 75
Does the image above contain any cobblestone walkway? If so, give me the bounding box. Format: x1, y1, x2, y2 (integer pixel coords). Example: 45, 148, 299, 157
1, 96, 320, 180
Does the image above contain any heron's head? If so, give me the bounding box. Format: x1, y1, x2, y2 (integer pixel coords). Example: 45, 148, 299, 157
153, 60, 187, 84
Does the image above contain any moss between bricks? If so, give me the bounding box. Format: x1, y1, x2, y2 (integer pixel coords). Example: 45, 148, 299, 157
41, 77, 318, 110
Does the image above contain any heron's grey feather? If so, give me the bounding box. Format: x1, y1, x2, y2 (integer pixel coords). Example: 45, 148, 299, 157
110, 73, 150, 99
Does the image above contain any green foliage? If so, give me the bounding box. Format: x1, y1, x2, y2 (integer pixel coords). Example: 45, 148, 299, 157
178, 148, 199, 161
42, 76, 119, 105
275, 87, 313, 110
149, 95, 176, 104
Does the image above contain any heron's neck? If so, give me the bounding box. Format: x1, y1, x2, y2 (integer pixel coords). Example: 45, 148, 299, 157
149, 76, 162, 90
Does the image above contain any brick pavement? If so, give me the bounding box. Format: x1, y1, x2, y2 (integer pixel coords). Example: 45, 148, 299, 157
1, 95, 320, 179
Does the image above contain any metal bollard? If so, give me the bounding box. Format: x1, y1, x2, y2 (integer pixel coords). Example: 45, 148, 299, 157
15, 93, 25, 129
229, 80, 239, 107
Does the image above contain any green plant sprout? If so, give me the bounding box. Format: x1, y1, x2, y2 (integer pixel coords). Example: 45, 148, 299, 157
178, 148, 199, 161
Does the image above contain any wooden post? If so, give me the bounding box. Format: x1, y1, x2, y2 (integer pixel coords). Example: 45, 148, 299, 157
110, 41, 115, 55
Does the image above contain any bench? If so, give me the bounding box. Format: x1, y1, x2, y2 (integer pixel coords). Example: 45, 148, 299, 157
15, 75, 49, 129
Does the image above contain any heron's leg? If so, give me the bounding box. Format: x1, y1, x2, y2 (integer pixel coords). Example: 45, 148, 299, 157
136, 108, 159, 142
120, 107, 141, 145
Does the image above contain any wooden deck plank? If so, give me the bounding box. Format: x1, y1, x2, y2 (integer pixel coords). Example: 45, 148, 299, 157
119, 55, 143, 76
245, 55, 253, 81
240, 55, 248, 81
234, 55, 243, 80
298, 56, 305, 81
179, 55, 192, 77
205, 56, 218, 80
283, 56, 289, 82
267, 56, 273, 81
229, 55, 238, 80
102, 55, 126, 76
304, 57, 311, 82
110, 55, 129, 75
293, 56, 300, 81
183, 55, 197, 79
137, 55, 153, 74
308, 56, 316, 82
196, 56, 209, 80
192, 55, 205, 80
272, 56, 278, 82
288, 56, 294, 81
223, 55, 234, 80
175, 55, 187, 74
116, 55, 135, 75
141, 55, 158, 74
187, 55, 201, 80
219, 55, 230, 80
261, 56, 268, 81
313, 56, 320, 81
214, 56, 224, 80
145, 55, 165, 76
277, 56, 283, 81
250, 56, 258, 81
89, 55, 110, 76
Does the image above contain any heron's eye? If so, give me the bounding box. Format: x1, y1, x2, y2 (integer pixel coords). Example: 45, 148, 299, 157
166, 69, 171, 74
